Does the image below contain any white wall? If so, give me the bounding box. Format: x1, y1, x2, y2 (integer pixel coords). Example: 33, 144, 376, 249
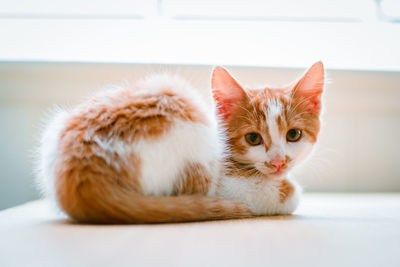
0, 62, 399, 210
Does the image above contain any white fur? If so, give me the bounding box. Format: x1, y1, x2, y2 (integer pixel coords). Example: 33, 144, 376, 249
36, 109, 69, 201
137, 120, 223, 196
91, 137, 135, 172
265, 98, 285, 159
218, 175, 302, 215
242, 99, 288, 173
132, 74, 224, 196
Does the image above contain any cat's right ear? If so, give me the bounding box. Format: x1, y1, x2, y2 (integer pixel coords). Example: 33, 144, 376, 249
291, 61, 325, 115
211, 66, 247, 120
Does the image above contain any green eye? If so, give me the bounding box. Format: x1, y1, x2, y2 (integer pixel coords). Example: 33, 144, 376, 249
286, 129, 302, 142
245, 133, 263, 146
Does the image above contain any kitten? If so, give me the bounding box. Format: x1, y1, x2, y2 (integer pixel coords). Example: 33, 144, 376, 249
37, 62, 324, 224
213, 62, 324, 215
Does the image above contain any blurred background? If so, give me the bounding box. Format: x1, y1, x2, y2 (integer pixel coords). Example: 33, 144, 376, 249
0, 0, 399, 210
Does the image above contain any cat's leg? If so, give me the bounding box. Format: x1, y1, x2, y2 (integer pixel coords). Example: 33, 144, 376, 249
274, 178, 302, 215
172, 162, 214, 196
217, 175, 301, 216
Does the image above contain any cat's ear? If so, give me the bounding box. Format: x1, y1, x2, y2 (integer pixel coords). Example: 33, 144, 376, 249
291, 61, 325, 114
211, 66, 247, 120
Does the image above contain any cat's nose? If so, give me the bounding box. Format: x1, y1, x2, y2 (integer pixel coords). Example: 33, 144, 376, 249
270, 157, 286, 170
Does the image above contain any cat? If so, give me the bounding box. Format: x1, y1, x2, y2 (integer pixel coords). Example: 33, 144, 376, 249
36, 62, 324, 224
213, 62, 324, 215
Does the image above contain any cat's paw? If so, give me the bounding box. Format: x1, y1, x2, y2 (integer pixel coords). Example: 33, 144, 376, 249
278, 179, 294, 204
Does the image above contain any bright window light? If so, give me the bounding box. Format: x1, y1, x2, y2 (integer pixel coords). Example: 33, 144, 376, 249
0, 0, 399, 71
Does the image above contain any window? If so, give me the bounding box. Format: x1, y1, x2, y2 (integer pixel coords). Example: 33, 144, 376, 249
0, 0, 399, 70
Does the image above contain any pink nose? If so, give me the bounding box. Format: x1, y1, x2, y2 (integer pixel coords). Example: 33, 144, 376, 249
270, 157, 286, 170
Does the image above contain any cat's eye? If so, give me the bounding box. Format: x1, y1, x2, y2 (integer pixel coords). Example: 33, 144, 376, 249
245, 133, 263, 146
286, 129, 302, 142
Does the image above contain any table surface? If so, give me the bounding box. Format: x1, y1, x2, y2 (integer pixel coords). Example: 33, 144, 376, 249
1, 193, 399, 267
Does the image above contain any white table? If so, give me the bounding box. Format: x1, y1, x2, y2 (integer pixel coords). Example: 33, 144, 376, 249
1, 194, 399, 267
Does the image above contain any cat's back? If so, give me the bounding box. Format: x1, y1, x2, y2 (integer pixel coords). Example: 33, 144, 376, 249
66, 74, 216, 145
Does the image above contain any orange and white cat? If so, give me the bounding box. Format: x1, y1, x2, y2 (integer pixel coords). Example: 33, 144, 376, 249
37, 62, 324, 223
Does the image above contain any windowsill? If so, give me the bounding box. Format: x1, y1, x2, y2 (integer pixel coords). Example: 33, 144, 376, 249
1, 18, 400, 72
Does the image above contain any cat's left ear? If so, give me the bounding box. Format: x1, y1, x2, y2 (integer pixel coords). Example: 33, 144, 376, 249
291, 61, 325, 114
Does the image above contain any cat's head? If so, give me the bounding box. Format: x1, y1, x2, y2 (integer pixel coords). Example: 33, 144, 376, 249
212, 62, 324, 178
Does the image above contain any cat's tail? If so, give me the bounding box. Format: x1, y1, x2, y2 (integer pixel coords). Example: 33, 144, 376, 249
56, 180, 252, 224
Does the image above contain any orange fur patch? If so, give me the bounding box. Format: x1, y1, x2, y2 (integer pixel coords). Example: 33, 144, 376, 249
225, 158, 261, 178
278, 179, 294, 203
173, 162, 212, 195
67, 89, 208, 143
